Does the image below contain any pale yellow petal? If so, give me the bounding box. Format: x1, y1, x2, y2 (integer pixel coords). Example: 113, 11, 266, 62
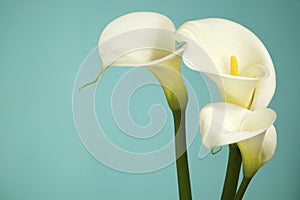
98, 12, 176, 68
176, 18, 276, 109
199, 102, 250, 149
237, 120, 277, 177
199, 102, 276, 150
261, 125, 277, 166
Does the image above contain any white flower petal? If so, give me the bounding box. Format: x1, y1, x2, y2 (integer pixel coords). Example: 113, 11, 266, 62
261, 125, 277, 165
99, 12, 175, 44
176, 18, 276, 109
237, 125, 277, 177
96, 12, 191, 110
217, 130, 265, 147
199, 102, 276, 149
240, 108, 276, 131
98, 12, 176, 68
217, 108, 276, 145
199, 102, 250, 149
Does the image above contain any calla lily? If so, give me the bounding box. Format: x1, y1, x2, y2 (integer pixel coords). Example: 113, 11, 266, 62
80, 12, 193, 199
200, 102, 277, 177
176, 18, 277, 177
82, 12, 188, 110
176, 18, 275, 110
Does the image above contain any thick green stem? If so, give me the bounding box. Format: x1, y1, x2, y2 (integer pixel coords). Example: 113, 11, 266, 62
172, 109, 192, 200
221, 144, 242, 200
234, 176, 252, 200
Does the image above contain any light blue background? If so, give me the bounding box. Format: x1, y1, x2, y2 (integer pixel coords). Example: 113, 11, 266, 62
1, 0, 299, 199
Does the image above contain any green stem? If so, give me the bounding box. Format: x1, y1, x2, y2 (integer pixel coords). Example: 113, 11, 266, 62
221, 144, 242, 200
234, 176, 252, 200
172, 109, 192, 200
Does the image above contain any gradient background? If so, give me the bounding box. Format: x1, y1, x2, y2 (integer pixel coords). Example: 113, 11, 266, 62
1, 0, 299, 199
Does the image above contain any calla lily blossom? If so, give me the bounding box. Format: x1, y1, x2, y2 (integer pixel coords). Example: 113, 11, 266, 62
80, 12, 193, 200
81, 12, 188, 110
199, 102, 277, 177
177, 18, 276, 110
177, 18, 277, 175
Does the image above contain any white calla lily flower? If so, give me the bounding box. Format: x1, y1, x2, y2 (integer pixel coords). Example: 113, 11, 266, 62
200, 102, 277, 176
199, 103, 276, 149
86, 12, 194, 198
82, 12, 188, 110
176, 18, 276, 110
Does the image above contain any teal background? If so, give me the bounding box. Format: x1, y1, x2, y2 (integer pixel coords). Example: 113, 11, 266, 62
1, 0, 299, 199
